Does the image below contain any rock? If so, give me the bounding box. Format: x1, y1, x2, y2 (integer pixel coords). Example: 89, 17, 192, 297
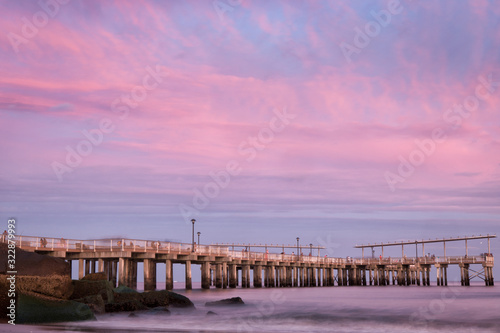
105, 300, 148, 312
81, 272, 107, 281
71, 280, 114, 303
141, 290, 170, 307
205, 297, 245, 307
128, 312, 138, 317
207, 311, 218, 316
74, 294, 105, 314
0, 243, 73, 300
0, 243, 70, 276
139, 290, 194, 308
113, 286, 141, 304
114, 285, 138, 293
0, 276, 12, 324
0, 274, 73, 300
166, 291, 195, 308
17, 293, 95, 324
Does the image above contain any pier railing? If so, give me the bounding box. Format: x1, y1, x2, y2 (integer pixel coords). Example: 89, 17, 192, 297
4, 235, 493, 266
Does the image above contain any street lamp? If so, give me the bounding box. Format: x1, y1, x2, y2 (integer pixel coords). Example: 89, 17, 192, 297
296, 237, 300, 258
197, 231, 201, 247
191, 219, 196, 252
309, 243, 313, 256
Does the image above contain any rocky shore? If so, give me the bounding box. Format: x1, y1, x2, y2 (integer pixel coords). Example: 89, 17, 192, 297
0, 243, 194, 324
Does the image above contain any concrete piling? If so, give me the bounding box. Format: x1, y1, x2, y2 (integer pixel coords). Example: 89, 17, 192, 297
185, 261, 192, 290
144, 259, 156, 291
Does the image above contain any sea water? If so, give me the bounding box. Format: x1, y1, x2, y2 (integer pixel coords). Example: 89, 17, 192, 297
7, 283, 500, 333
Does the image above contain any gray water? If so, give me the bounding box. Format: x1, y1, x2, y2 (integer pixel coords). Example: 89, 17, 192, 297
10, 283, 500, 333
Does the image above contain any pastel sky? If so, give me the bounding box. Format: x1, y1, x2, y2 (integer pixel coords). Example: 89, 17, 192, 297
1, 0, 499, 277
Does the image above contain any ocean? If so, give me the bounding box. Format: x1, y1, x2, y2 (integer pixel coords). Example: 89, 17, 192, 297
4, 283, 500, 333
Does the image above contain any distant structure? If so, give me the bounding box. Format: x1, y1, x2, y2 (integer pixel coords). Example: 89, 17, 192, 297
3, 234, 495, 290
354, 235, 495, 287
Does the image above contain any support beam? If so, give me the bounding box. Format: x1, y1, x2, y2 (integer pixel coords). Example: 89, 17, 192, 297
229, 264, 237, 288
165, 259, 173, 290
185, 261, 192, 290
242, 265, 248, 288
202, 262, 211, 289
144, 259, 156, 291
98, 259, 104, 273
254, 265, 262, 288
246, 265, 251, 288
223, 263, 228, 289
215, 264, 222, 288
129, 260, 137, 289
111, 261, 117, 287
78, 259, 84, 280
118, 257, 129, 287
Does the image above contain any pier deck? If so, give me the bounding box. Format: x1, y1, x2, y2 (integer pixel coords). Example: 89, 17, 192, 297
3, 234, 495, 290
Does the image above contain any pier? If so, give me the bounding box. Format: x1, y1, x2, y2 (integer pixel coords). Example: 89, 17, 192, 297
4, 234, 495, 290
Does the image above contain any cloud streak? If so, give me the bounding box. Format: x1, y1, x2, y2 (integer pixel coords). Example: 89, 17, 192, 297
1, 1, 499, 260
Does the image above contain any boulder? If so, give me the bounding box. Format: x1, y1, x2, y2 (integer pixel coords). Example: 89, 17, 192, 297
207, 311, 218, 316
0, 274, 73, 300
71, 280, 114, 303
0, 243, 70, 276
166, 290, 195, 308
17, 293, 95, 324
74, 294, 105, 314
15, 275, 73, 299
81, 272, 107, 281
205, 297, 245, 307
141, 290, 170, 308
0, 243, 73, 300
114, 285, 137, 293
105, 300, 148, 312
0, 276, 12, 323
113, 285, 141, 304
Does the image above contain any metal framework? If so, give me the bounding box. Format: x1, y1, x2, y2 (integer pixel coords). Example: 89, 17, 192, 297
212, 243, 326, 256
355, 234, 496, 259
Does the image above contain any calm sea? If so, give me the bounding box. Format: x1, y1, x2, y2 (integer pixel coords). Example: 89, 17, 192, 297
5, 283, 500, 333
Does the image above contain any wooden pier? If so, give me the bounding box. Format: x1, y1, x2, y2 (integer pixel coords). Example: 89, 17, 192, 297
4, 234, 495, 290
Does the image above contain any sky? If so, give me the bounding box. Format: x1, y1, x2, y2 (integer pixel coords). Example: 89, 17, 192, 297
1, 0, 500, 280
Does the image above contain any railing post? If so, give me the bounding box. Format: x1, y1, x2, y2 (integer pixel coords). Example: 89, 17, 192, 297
19, 236, 22, 249
110, 240, 112, 251
121, 239, 124, 251
94, 240, 96, 252
66, 239, 69, 251
51, 238, 54, 250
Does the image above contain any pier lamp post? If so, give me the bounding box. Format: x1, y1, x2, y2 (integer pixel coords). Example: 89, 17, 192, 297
296, 237, 300, 259
197, 232, 201, 247
309, 243, 313, 256
191, 219, 196, 252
